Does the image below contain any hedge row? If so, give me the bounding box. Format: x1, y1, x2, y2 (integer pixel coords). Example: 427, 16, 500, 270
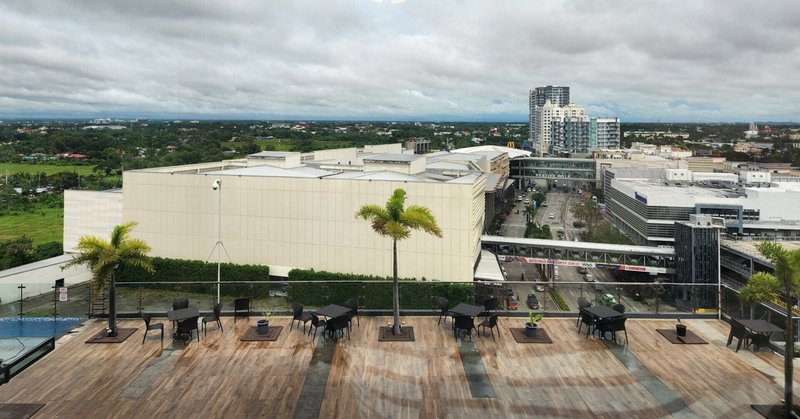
287, 268, 474, 309
116, 257, 271, 299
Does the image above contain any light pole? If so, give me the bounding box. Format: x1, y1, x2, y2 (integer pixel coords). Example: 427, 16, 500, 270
212, 179, 222, 303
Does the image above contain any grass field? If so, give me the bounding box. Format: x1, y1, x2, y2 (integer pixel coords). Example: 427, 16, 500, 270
0, 163, 95, 176
0, 207, 63, 246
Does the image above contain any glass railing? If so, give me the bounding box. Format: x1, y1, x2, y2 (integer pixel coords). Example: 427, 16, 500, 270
104, 280, 723, 318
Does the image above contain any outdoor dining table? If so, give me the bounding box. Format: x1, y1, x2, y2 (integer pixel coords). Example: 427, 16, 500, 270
449, 303, 484, 318
738, 319, 783, 352
580, 306, 625, 337
167, 307, 200, 339
312, 304, 352, 319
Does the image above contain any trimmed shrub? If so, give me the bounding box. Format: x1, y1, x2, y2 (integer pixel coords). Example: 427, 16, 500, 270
287, 268, 474, 309
117, 257, 270, 298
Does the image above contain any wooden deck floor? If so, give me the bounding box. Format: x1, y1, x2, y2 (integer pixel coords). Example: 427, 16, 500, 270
0, 316, 796, 418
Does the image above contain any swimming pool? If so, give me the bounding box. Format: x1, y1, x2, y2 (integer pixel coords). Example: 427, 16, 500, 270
0, 317, 85, 338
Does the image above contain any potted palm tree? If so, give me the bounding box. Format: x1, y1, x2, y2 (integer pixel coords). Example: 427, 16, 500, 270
257, 309, 273, 335
526, 311, 543, 337
62, 222, 153, 337
356, 188, 442, 336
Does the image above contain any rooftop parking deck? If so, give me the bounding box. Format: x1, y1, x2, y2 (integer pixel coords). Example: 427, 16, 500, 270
0, 317, 796, 418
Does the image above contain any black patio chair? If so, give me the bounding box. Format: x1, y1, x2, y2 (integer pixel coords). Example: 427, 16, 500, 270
596, 316, 628, 345
176, 316, 200, 344
291, 302, 312, 333
202, 302, 224, 336
478, 314, 500, 341
578, 308, 596, 337
327, 315, 350, 340
453, 315, 477, 341
482, 297, 499, 317
233, 298, 250, 323
727, 320, 750, 352
171, 297, 189, 329
308, 314, 327, 340
576, 297, 591, 328
344, 298, 360, 327
612, 303, 626, 313
437, 297, 454, 326
141, 313, 164, 345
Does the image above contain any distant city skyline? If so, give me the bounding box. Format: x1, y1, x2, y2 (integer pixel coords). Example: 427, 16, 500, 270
1, 1, 798, 122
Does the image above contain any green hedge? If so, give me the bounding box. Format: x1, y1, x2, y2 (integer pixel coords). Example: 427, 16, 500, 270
287, 269, 474, 309
117, 257, 271, 298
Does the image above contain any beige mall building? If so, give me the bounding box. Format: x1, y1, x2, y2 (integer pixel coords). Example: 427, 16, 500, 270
65, 145, 495, 282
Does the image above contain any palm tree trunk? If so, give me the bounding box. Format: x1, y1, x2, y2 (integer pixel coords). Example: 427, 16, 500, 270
108, 269, 117, 337
785, 298, 794, 418
393, 239, 400, 335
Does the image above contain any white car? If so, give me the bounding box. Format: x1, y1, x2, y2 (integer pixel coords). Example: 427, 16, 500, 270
524, 199, 530, 205
583, 273, 594, 282
548, 213, 555, 219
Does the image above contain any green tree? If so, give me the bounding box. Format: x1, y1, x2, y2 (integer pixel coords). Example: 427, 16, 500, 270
61, 222, 154, 336
356, 189, 442, 335
571, 197, 601, 232
739, 242, 800, 418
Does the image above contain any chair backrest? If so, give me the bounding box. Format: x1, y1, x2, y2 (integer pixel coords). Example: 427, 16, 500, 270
612, 304, 625, 313
311, 313, 323, 327
438, 297, 449, 311
173, 297, 189, 310
488, 314, 499, 327
178, 316, 199, 332
731, 320, 748, 339
483, 297, 498, 311
331, 316, 348, 330
212, 302, 223, 318
142, 313, 153, 326
291, 302, 304, 319
454, 315, 474, 330
577, 297, 591, 309
608, 316, 627, 332
234, 298, 250, 311
344, 298, 359, 311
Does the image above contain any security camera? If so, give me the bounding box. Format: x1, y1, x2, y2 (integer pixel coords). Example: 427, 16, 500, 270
212, 179, 221, 190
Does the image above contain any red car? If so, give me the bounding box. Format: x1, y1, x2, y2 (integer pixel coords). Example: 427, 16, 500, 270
505, 295, 519, 310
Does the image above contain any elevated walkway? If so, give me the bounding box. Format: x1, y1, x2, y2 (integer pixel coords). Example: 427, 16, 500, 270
482, 235, 675, 274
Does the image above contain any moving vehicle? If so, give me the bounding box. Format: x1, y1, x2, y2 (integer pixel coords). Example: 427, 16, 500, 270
535, 283, 546, 292
583, 273, 594, 282
548, 213, 555, 219
542, 202, 548, 207
526, 294, 540, 310
577, 266, 588, 274
524, 199, 530, 205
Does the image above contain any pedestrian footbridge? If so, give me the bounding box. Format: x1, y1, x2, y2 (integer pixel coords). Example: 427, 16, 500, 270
481, 235, 675, 274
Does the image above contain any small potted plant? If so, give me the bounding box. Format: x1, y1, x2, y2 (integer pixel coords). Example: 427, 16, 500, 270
676, 318, 687, 337
257, 309, 273, 335
526, 310, 543, 337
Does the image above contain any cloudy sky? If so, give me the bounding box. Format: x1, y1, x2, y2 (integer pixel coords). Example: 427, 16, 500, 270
1, 0, 798, 122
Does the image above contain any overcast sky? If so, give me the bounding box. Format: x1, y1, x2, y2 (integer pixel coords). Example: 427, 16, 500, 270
1, 1, 798, 122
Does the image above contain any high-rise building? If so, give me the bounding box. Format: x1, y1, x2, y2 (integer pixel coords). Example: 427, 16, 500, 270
529, 86, 570, 155
591, 117, 621, 150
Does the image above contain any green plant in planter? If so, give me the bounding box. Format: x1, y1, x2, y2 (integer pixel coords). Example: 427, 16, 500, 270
527, 311, 543, 327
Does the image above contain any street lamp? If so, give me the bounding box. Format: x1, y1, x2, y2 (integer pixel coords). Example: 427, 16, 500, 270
211, 179, 223, 303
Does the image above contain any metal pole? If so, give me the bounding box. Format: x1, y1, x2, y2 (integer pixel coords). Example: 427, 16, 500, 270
216, 180, 222, 304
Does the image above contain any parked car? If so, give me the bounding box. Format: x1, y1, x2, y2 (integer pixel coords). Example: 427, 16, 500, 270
577, 266, 588, 274
505, 295, 519, 310
526, 294, 540, 310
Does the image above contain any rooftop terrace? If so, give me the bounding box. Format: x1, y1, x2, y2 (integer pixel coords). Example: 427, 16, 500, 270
0, 316, 795, 418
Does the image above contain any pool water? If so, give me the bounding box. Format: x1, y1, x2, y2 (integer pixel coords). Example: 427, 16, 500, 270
0, 317, 84, 338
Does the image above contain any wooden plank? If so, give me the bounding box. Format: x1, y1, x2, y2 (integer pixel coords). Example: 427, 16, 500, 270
0, 316, 792, 418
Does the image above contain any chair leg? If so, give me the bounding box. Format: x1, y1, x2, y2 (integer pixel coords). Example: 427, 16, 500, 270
218, 319, 223, 333
727, 330, 734, 346
142, 329, 147, 345
736, 337, 742, 352
160, 328, 163, 344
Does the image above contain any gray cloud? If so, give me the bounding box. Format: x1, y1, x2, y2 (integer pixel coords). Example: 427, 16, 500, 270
0, 0, 798, 121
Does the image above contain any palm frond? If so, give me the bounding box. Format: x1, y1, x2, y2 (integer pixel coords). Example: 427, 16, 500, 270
385, 220, 411, 241
402, 206, 443, 237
